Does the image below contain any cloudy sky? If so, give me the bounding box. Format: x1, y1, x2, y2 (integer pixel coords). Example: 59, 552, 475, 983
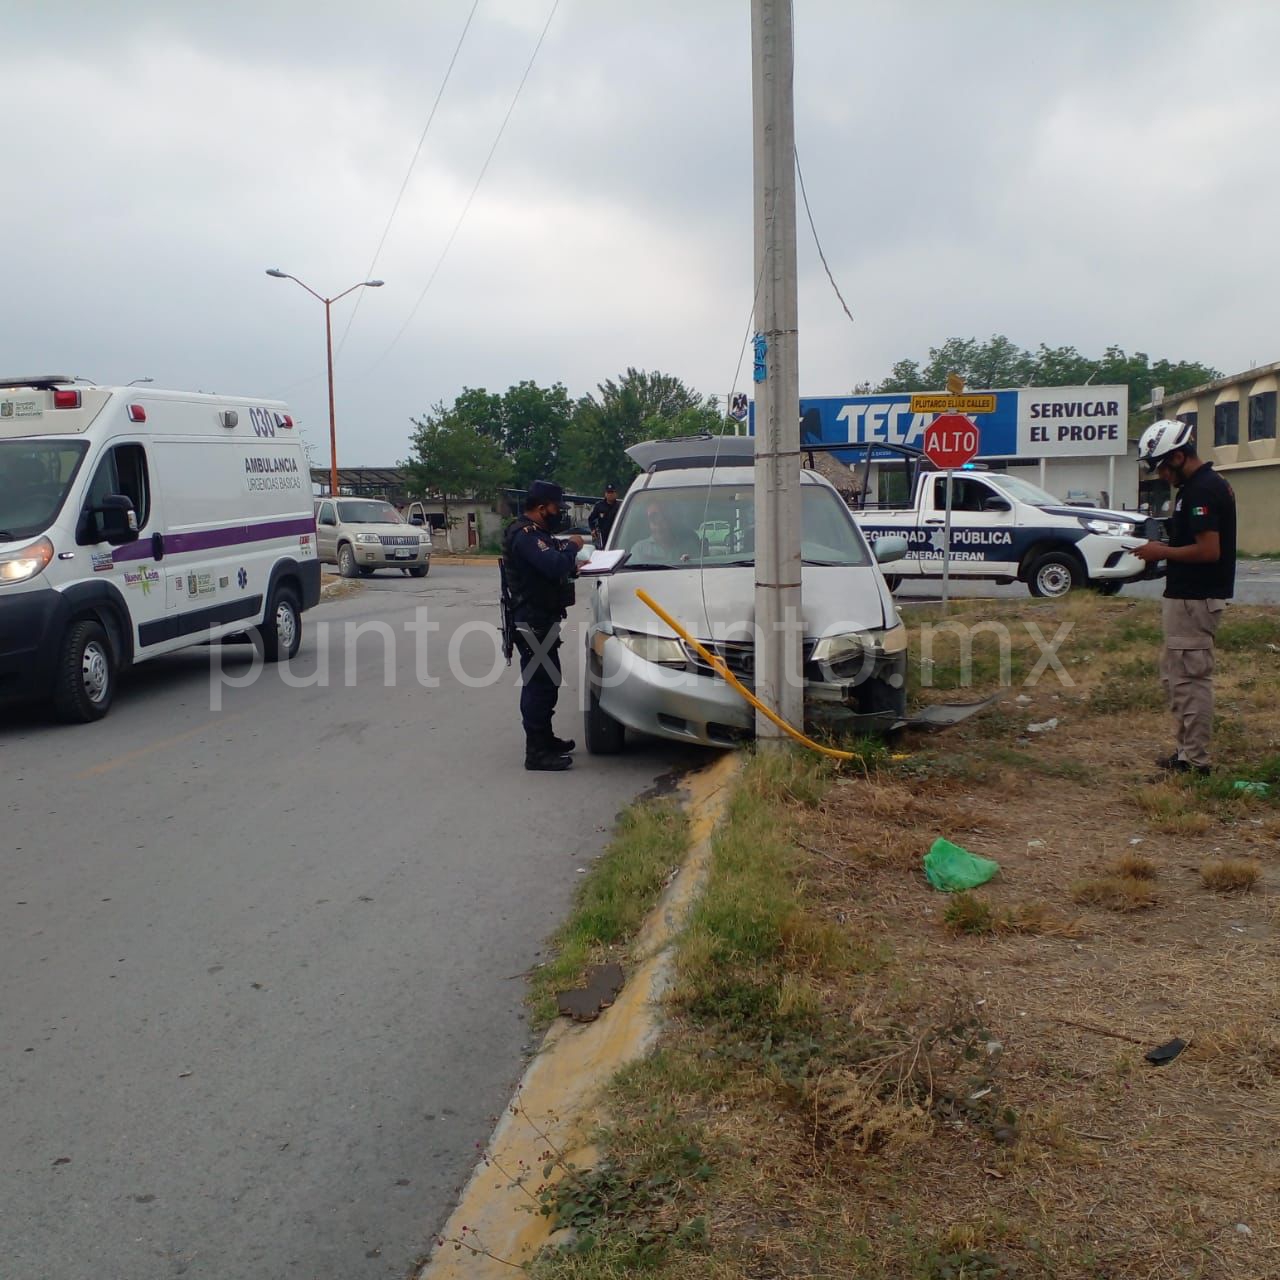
4, 0, 1276, 463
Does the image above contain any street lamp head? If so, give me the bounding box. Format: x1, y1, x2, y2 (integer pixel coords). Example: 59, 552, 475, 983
366, 280, 385, 288
266, 268, 288, 278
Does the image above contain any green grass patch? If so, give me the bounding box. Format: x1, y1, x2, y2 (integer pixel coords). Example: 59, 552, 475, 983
1217, 616, 1280, 651
528, 799, 689, 1024
1087, 653, 1164, 714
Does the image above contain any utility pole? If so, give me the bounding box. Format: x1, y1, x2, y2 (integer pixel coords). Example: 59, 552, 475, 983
751, 0, 804, 742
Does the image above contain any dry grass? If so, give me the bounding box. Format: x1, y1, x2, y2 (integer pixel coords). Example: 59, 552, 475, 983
1070, 873, 1160, 911
1200, 857, 1262, 893
533, 599, 1280, 1280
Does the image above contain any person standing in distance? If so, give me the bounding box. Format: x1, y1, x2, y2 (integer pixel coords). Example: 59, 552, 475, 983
502, 481, 584, 772
588, 483, 620, 549
1131, 419, 1237, 776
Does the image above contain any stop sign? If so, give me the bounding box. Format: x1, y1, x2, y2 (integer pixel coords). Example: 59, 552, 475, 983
923, 413, 980, 469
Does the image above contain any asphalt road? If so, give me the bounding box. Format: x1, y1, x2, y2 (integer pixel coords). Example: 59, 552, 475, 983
1, 566, 704, 1280
896, 557, 1280, 605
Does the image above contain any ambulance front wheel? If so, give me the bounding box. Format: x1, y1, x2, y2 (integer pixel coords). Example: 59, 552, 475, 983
259, 587, 302, 663
1027, 551, 1083, 599
52, 619, 117, 723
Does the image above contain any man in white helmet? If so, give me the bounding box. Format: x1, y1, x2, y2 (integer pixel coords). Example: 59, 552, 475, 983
1131, 420, 1237, 775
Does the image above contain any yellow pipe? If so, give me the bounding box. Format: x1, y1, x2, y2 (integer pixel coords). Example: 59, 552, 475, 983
633, 587, 864, 764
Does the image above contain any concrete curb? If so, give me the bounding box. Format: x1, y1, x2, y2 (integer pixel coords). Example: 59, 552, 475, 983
418, 752, 743, 1277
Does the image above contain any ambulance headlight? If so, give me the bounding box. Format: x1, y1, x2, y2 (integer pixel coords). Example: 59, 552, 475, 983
1080, 517, 1133, 537
0, 536, 55, 585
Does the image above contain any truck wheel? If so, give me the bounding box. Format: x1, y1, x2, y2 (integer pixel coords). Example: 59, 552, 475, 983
1027, 551, 1083, 599
258, 586, 301, 663
52, 620, 116, 723
338, 543, 359, 578
1092, 580, 1123, 597
585, 686, 625, 755
409, 565, 428, 578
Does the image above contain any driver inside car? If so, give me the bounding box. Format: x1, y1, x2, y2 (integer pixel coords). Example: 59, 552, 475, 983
630, 500, 700, 565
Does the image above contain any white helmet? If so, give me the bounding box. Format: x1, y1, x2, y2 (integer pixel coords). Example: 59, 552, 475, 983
1137, 418, 1196, 472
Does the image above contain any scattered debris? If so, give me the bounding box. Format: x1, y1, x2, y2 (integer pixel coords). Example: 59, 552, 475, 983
1144, 1037, 1188, 1066
1233, 780, 1271, 797
1027, 717, 1059, 733
556, 962, 625, 1023
924, 838, 1000, 892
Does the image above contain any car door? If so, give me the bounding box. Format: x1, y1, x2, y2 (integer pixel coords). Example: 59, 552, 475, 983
315, 501, 337, 561
926, 475, 1018, 576
77, 441, 170, 650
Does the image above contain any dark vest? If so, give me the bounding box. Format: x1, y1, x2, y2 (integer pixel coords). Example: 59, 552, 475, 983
502, 516, 566, 623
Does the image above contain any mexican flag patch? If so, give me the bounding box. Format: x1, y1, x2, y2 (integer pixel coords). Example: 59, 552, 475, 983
1192, 505, 1209, 517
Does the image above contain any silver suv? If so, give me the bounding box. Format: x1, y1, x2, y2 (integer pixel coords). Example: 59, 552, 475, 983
315, 498, 431, 578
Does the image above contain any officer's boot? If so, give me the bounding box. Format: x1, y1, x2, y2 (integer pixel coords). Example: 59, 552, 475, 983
525, 732, 573, 772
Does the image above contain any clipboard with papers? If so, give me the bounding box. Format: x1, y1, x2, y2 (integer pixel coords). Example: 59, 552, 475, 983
577, 549, 631, 576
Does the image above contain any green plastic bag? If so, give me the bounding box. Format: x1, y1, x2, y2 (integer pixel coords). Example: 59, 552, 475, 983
923, 837, 1000, 892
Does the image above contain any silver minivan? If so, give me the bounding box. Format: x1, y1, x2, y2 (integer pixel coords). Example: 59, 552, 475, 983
582, 441, 909, 753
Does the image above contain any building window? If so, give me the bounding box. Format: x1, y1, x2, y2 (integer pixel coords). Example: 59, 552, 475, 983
1177, 410, 1198, 434
1214, 401, 1240, 447
1248, 392, 1277, 441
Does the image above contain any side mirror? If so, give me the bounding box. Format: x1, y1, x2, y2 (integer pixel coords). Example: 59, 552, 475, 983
319, 513, 336, 527
983, 497, 1012, 512
874, 535, 909, 565
96, 494, 140, 545
409, 513, 425, 526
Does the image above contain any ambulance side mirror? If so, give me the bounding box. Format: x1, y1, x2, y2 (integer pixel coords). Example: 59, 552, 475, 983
95, 494, 141, 546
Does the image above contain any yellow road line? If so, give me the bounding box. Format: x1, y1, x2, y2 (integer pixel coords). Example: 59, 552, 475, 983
419, 751, 742, 1278
75, 711, 246, 780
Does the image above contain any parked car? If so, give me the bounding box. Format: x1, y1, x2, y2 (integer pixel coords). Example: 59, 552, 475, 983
581, 439, 909, 753
315, 498, 431, 577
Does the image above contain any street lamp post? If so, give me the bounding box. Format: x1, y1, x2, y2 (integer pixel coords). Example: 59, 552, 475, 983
265, 269, 383, 500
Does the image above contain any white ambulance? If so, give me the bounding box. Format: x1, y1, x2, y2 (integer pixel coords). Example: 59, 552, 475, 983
0, 376, 320, 722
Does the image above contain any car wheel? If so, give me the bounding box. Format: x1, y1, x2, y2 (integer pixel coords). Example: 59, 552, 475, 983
258, 585, 302, 663
358, 566, 375, 577
338, 543, 359, 578
409, 565, 428, 578
1092, 580, 1123, 596
52, 620, 116, 723
1027, 550, 1083, 599
584, 685, 625, 755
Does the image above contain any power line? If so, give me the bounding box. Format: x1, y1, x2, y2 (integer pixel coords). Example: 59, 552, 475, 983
794, 145, 854, 326
367, 0, 561, 373
336, 0, 481, 359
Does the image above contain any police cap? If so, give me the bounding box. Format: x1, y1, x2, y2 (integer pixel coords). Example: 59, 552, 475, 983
525, 479, 564, 509
604, 482, 617, 493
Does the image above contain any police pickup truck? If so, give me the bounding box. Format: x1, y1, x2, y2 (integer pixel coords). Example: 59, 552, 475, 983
853, 465, 1160, 598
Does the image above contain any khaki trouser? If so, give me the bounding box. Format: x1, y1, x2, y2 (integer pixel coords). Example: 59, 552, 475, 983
1160, 597, 1225, 767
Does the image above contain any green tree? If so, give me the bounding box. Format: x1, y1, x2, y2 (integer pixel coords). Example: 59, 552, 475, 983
402, 402, 511, 549
560, 368, 722, 493
431, 382, 572, 489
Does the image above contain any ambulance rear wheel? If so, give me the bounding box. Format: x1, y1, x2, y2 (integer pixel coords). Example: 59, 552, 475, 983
259, 586, 302, 663
1027, 551, 1083, 599
337, 543, 359, 578
52, 620, 116, 723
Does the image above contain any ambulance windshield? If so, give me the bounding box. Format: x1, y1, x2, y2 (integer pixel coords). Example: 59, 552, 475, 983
0, 440, 89, 541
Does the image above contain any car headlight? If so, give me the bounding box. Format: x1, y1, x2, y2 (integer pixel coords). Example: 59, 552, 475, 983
810, 621, 908, 663
1080, 517, 1133, 537
0, 536, 55, 585
354, 532, 381, 544
614, 629, 687, 666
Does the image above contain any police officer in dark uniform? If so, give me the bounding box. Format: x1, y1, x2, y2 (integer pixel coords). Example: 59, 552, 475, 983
588, 483, 620, 549
502, 481, 584, 772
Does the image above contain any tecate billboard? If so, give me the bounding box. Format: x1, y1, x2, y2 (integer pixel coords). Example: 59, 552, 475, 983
770, 386, 1130, 461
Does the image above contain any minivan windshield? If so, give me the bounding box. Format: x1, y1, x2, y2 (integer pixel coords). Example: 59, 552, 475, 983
614, 484, 870, 569
0, 440, 89, 541
337, 500, 403, 524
